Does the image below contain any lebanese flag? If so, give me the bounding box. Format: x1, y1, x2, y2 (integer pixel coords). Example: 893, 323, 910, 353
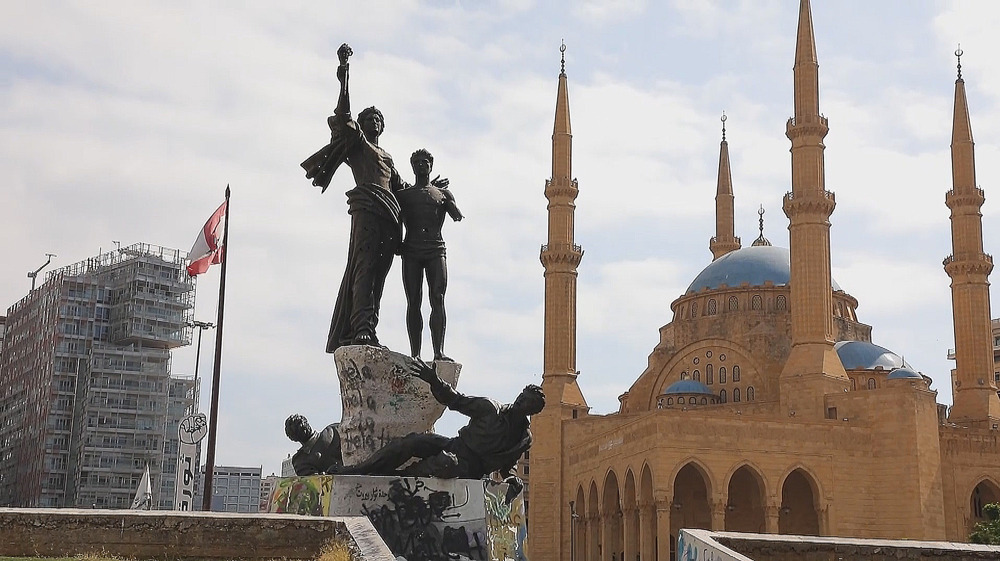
187, 200, 227, 276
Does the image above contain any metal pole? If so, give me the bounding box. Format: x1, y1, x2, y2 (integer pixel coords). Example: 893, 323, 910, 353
186, 320, 215, 415
570, 500, 578, 561
202, 186, 230, 512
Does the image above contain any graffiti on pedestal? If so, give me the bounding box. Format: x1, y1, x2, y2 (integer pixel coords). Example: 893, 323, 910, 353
338, 477, 487, 561
484, 479, 528, 561
268, 474, 525, 560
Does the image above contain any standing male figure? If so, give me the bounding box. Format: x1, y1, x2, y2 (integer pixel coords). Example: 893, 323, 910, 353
301, 43, 406, 352
397, 149, 464, 361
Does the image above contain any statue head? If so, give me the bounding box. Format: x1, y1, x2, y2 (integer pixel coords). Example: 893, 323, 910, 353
513, 384, 545, 415
358, 106, 384, 141
410, 148, 434, 177
285, 414, 313, 444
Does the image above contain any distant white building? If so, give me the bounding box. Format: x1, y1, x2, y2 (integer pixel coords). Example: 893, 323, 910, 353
259, 474, 279, 512
194, 465, 262, 512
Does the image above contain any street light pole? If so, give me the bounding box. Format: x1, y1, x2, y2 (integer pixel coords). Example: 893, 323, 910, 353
186, 320, 215, 414
570, 500, 579, 561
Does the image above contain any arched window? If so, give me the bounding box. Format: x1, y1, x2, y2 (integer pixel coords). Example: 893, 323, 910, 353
733, 365, 741, 382
678, 397, 685, 404
706, 364, 714, 385
751, 294, 762, 310
708, 299, 718, 315
728, 296, 739, 311
701, 397, 708, 404
719, 389, 727, 403
776, 295, 787, 310
719, 367, 727, 384
747, 386, 755, 401
691, 301, 698, 317
681, 371, 689, 380
666, 397, 673, 406
693, 370, 700, 381
733, 388, 741, 402
867, 378, 876, 390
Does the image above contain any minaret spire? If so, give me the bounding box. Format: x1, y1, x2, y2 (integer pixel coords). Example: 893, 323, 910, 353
779, 0, 849, 419
944, 47, 1000, 425
711, 112, 741, 259
530, 42, 587, 561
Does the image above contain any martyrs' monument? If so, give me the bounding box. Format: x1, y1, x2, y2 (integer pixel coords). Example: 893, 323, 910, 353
280, 43, 541, 561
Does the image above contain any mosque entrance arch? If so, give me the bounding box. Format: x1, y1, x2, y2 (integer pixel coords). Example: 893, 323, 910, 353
778, 468, 820, 535
602, 470, 623, 561
970, 479, 1000, 535
670, 462, 712, 559
725, 465, 766, 533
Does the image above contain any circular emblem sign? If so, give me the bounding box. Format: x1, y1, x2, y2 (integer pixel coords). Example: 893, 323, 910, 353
179, 413, 209, 445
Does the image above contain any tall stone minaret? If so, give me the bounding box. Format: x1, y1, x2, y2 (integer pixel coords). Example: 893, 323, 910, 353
779, 0, 849, 418
710, 113, 741, 260
945, 48, 1000, 425
529, 42, 587, 561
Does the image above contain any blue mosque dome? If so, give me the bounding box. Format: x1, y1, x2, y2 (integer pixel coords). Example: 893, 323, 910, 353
686, 246, 843, 294
887, 367, 923, 380
664, 379, 715, 395
834, 340, 909, 370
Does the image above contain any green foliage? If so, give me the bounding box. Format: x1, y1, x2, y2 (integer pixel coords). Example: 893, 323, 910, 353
969, 502, 1000, 544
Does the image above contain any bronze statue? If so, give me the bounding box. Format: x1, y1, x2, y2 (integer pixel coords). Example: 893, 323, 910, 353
284, 414, 343, 476
334, 359, 543, 500
301, 43, 405, 351
398, 149, 463, 361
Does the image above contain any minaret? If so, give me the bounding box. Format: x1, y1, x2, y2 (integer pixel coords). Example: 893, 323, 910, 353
539, 42, 587, 408
710, 113, 741, 259
779, 0, 849, 418
529, 42, 587, 561
944, 47, 1000, 425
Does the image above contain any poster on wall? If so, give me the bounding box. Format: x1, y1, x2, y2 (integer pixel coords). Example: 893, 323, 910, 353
174, 413, 207, 511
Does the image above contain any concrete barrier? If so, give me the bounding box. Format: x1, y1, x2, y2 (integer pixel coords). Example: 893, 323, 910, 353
0, 508, 395, 560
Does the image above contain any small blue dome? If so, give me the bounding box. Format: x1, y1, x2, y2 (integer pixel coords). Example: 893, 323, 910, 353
687, 246, 843, 294
835, 340, 909, 370
664, 379, 714, 395
887, 367, 922, 380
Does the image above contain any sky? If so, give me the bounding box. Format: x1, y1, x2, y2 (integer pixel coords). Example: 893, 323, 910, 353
4, 1, 1000, 476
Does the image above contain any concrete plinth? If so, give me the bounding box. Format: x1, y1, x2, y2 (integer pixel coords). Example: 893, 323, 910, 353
271, 474, 527, 561
335, 345, 461, 465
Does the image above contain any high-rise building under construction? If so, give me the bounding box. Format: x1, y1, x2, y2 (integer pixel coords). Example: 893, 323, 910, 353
0, 243, 197, 508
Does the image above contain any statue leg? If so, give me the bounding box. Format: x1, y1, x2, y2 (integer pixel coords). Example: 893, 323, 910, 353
401, 255, 425, 357
349, 213, 397, 345
426, 255, 449, 361
337, 432, 449, 476
348, 212, 382, 344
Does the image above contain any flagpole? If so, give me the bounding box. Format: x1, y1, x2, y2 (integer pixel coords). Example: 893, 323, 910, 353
202, 185, 230, 511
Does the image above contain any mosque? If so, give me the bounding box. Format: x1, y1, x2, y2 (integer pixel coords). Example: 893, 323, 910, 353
526, 1, 1000, 560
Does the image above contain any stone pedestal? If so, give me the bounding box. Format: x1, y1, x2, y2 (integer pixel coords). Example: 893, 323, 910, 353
334, 345, 461, 466
269, 474, 527, 561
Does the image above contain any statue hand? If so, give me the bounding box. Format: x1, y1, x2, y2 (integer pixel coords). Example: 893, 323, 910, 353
430, 175, 449, 189
337, 43, 353, 65
408, 357, 436, 383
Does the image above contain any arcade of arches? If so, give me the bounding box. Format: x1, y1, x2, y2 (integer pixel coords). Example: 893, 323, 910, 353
571, 462, 824, 561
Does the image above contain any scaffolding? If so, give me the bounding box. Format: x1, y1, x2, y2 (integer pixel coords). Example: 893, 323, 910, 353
0, 244, 197, 508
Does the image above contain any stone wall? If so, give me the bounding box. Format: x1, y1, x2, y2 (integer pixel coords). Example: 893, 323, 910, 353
700, 530, 1000, 561
0, 508, 394, 560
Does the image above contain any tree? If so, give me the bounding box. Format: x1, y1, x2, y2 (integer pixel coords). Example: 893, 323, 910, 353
969, 503, 1000, 544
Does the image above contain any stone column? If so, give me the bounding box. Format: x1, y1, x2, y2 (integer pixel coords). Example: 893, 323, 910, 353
765, 501, 779, 533
638, 501, 655, 561
588, 514, 601, 561
622, 505, 638, 561
655, 499, 671, 561
711, 498, 726, 530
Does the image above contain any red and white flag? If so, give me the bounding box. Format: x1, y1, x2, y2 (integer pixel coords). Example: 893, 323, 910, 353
187, 200, 227, 276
